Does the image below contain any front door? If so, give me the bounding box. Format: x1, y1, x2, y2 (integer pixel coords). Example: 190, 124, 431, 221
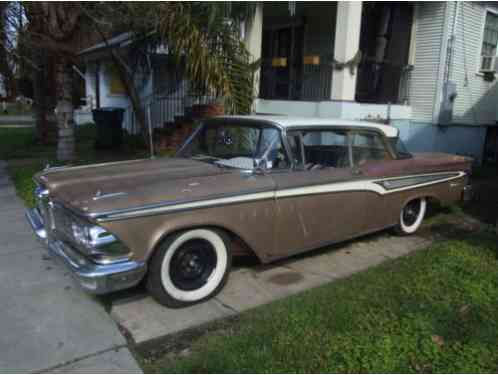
261, 24, 304, 100
270, 128, 367, 258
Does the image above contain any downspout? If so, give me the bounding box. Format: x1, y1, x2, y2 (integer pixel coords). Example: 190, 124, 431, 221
432, 2, 452, 125
95, 61, 101, 109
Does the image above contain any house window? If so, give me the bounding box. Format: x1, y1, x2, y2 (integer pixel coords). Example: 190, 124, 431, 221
480, 11, 498, 71
107, 64, 126, 95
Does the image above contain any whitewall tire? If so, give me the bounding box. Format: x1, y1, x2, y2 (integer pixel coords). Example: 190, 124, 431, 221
395, 198, 427, 235
147, 228, 232, 308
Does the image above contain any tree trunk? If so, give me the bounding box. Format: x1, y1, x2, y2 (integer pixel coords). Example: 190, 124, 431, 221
33, 50, 49, 143
111, 51, 149, 144
55, 58, 75, 161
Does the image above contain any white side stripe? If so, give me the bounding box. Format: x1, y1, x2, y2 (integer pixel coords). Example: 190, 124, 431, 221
97, 171, 466, 222
276, 171, 466, 198
98, 191, 275, 221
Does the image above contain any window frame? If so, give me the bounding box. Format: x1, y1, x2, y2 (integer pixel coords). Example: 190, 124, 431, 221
350, 130, 394, 167
106, 63, 127, 97
478, 7, 498, 74
286, 127, 397, 171
177, 119, 293, 171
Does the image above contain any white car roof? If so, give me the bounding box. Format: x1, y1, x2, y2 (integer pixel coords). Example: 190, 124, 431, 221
215, 115, 399, 138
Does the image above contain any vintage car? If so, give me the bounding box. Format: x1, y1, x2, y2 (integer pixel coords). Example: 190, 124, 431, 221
27, 116, 473, 307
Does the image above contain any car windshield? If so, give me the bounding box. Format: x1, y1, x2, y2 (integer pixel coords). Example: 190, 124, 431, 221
177, 121, 287, 170
390, 137, 412, 159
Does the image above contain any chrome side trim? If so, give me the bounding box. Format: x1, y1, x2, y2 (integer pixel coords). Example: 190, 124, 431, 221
276, 171, 466, 199
92, 191, 128, 201
40, 158, 147, 176
92, 171, 467, 223
376, 172, 461, 190
96, 190, 275, 222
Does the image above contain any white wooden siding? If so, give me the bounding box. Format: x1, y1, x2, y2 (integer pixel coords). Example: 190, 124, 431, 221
408, 2, 447, 123
449, 2, 498, 125
409, 2, 498, 125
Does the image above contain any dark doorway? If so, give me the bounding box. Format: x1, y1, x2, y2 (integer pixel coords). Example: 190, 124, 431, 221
260, 23, 304, 100
355, 3, 414, 104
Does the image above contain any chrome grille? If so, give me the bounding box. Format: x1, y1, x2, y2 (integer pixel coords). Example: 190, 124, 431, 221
52, 204, 75, 240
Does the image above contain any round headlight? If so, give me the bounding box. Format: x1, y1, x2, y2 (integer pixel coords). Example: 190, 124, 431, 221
71, 222, 90, 246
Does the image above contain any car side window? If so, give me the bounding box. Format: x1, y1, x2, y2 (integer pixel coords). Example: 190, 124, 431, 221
288, 130, 351, 171
351, 132, 389, 166
260, 128, 289, 169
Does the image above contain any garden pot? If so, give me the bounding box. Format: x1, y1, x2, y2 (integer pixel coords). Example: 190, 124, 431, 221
191, 104, 224, 120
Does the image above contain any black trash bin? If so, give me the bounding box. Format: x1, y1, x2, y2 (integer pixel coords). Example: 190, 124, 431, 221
92, 107, 125, 149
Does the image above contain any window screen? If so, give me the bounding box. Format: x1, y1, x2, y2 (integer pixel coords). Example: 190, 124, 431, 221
482, 12, 498, 57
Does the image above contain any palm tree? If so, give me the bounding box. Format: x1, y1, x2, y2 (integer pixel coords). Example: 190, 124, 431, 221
152, 2, 259, 115
87, 2, 259, 124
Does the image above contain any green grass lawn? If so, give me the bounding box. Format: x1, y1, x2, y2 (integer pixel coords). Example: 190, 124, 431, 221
0, 127, 54, 160
140, 229, 498, 373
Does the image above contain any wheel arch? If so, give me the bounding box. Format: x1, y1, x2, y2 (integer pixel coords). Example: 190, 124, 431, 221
147, 224, 260, 264
401, 192, 440, 208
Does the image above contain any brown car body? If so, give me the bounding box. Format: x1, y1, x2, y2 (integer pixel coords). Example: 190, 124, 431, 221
27, 116, 473, 298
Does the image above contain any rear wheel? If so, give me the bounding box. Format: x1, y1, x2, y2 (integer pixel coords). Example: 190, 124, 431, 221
147, 228, 232, 308
395, 197, 427, 235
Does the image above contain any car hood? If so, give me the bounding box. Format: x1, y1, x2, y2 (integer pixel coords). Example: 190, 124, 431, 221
36, 158, 274, 219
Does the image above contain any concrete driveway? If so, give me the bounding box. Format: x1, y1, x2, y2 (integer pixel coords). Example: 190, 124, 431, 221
0, 161, 141, 373
110, 225, 435, 344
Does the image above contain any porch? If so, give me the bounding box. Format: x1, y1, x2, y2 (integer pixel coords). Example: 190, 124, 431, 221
257, 2, 414, 108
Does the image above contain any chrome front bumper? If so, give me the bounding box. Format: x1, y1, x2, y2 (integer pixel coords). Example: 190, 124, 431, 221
26, 208, 146, 294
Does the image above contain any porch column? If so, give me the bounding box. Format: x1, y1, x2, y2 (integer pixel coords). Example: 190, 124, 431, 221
244, 3, 263, 101
331, 1, 363, 101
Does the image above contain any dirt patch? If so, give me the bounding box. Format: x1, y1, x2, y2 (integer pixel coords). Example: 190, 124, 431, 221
134, 315, 241, 365
267, 271, 304, 285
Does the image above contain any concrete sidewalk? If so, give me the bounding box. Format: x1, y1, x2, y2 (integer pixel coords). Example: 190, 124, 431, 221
111, 218, 435, 344
0, 115, 34, 126
0, 161, 141, 373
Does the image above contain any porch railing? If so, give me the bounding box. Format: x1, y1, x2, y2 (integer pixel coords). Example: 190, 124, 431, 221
259, 58, 412, 105
123, 82, 219, 135
259, 60, 332, 101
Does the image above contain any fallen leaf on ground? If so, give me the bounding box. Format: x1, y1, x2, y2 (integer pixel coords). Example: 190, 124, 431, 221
431, 335, 445, 348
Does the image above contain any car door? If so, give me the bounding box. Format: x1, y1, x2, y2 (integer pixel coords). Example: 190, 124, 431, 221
269, 128, 368, 259
350, 130, 395, 232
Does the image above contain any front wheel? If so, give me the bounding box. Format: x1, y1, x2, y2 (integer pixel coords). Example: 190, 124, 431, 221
147, 228, 232, 308
394, 197, 427, 235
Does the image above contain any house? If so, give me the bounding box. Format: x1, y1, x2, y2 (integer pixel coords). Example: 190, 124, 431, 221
77, 2, 498, 164
247, 2, 498, 164
77, 32, 190, 132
